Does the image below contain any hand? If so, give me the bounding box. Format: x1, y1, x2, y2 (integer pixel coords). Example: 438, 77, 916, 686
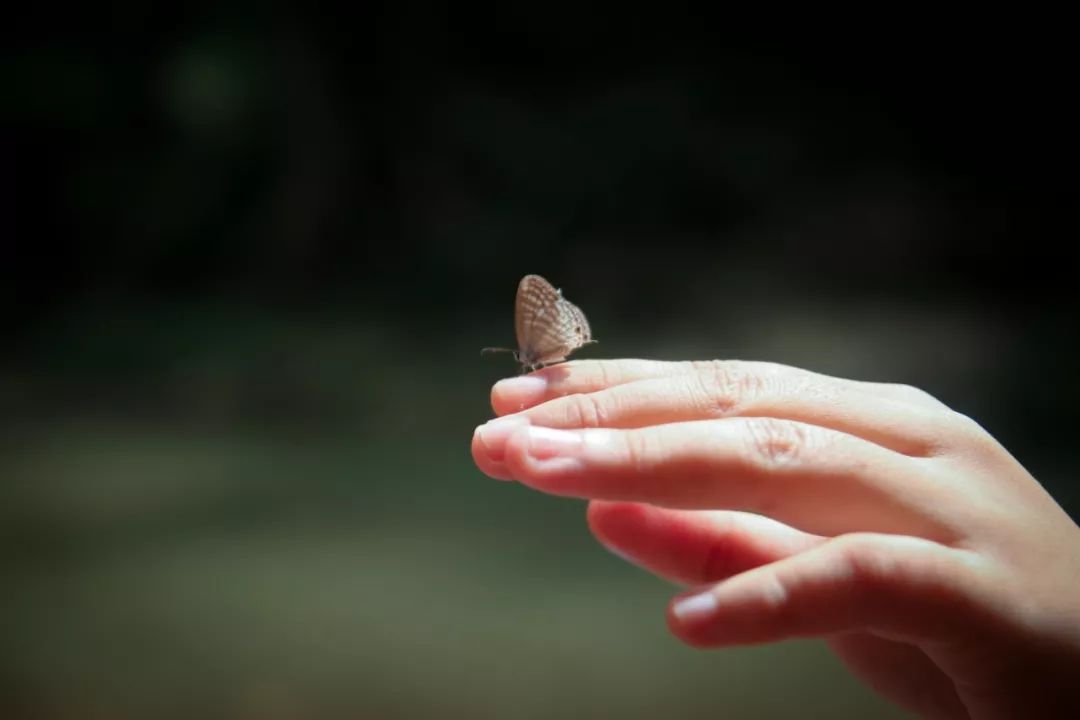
471, 359, 1080, 719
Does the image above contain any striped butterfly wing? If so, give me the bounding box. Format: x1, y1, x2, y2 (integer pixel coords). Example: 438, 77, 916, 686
564, 299, 592, 347
514, 274, 592, 368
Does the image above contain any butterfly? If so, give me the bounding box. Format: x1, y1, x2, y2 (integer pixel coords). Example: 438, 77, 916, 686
482, 274, 597, 373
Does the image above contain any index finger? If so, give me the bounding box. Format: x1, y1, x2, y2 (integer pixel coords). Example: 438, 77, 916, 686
490, 359, 687, 414
491, 359, 947, 416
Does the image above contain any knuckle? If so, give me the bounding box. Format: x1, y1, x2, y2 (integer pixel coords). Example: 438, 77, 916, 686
834, 534, 893, 578
569, 392, 610, 429
894, 382, 927, 400
743, 418, 815, 469
831, 533, 952, 595
691, 360, 768, 417
621, 429, 655, 475
889, 382, 946, 409
895, 405, 999, 459
689, 359, 719, 375
593, 360, 621, 390
826, 534, 900, 605
757, 571, 792, 612
948, 410, 990, 439
940, 410, 1003, 456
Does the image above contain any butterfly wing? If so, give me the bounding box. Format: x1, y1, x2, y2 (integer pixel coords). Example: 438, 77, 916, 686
563, 300, 592, 346
515, 275, 556, 355
514, 274, 594, 368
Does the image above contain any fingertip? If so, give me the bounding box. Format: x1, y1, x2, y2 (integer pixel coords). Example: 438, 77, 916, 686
586, 500, 652, 545
666, 590, 722, 648
585, 499, 609, 534
471, 423, 517, 481
491, 374, 549, 415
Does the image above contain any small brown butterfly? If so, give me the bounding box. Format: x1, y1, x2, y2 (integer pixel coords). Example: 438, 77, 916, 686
482, 274, 597, 373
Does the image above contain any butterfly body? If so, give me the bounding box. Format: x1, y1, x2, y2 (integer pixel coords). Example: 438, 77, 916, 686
483, 274, 596, 373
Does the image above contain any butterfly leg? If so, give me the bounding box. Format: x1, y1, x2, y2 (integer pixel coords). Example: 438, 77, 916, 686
522, 359, 568, 374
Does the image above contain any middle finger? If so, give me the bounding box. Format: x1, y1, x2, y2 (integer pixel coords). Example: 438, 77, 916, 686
503, 370, 948, 457
497, 417, 955, 540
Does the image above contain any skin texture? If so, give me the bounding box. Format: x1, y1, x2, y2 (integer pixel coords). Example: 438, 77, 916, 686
470, 359, 1080, 719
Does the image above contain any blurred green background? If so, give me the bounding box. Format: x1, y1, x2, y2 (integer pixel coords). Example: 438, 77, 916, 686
5, 6, 1076, 719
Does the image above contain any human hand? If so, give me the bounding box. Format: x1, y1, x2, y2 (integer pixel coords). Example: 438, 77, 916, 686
471, 359, 1080, 719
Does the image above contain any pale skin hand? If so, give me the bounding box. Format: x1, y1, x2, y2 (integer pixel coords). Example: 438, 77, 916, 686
470, 359, 1080, 719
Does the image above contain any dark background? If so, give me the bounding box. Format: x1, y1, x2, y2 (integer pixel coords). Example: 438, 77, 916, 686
5, 7, 1076, 719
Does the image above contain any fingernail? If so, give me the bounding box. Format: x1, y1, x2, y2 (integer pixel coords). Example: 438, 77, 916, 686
671, 591, 718, 623
475, 415, 530, 462
526, 426, 583, 460
493, 375, 548, 402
